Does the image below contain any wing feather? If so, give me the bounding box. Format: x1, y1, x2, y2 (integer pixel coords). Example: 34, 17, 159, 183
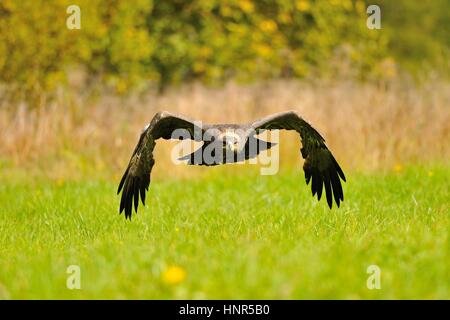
324, 173, 333, 208
117, 111, 203, 219
252, 110, 346, 208
316, 174, 323, 201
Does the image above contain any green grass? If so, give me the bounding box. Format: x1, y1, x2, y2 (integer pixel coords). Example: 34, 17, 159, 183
0, 165, 448, 299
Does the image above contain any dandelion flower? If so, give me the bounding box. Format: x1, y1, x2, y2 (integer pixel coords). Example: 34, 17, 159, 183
162, 266, 186, 285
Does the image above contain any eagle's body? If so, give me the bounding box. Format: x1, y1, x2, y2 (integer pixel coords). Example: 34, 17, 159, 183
118, 111, 346, 219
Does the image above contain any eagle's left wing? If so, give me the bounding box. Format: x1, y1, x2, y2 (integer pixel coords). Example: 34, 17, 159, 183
252, 110, 346, 208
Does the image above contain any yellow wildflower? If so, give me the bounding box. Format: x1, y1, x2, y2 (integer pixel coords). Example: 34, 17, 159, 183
239, 0, 254, 13
162, 266, 186, 285
254, 44, 272, 58
296, 0, 310, 12
56, 178, 65, 187
259, 20, 277, 33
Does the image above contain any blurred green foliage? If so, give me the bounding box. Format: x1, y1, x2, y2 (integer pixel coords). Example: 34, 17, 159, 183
376, 0, 450, 75
0, 0, 153, 100
0, 0, 448, 103
147, 0, 390, 87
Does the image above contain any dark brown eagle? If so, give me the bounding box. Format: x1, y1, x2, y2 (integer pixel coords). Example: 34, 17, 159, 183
118, 111, 346, 219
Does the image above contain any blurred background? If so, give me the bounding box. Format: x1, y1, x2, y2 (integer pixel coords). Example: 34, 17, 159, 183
1, 1, 449, 300
0, 0, 449, 180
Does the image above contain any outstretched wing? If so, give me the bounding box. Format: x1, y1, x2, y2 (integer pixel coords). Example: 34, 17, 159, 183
252, 110, 346, 208
117, 111, 203, 219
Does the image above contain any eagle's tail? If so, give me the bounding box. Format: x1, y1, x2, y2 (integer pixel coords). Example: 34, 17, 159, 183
243, 137, 277, 161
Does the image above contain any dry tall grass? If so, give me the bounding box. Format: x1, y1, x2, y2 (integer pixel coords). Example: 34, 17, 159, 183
1, 80, 449, 180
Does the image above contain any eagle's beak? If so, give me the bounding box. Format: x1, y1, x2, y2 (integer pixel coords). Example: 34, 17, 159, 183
227, 141, 238, 152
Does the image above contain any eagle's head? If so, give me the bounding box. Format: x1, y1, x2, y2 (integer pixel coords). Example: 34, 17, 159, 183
218, 130, 244, 153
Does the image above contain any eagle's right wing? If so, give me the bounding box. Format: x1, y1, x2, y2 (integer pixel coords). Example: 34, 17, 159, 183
117, 111, 203, 219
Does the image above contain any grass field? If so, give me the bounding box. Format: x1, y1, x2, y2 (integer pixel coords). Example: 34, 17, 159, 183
0, 164, 448, 299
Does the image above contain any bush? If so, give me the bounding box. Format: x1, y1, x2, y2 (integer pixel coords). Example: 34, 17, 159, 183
2, 0, 447, 104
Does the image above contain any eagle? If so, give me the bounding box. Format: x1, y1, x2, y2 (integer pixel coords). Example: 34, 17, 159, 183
118, 110, 346, 219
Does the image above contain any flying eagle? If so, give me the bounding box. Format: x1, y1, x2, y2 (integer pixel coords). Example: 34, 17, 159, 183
118, 111, 346, 219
